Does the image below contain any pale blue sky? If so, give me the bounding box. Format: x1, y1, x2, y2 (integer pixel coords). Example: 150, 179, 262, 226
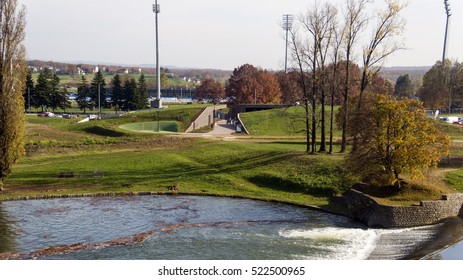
19, 0, 462, 70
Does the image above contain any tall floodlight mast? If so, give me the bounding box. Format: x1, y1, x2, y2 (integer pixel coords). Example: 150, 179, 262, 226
153, 0, 162, 108
443, 0, 452, 113
443, 0, 451, 63
282, 14, 293, 73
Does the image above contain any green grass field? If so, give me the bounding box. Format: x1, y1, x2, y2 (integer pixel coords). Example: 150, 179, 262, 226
2, 105, 462, 211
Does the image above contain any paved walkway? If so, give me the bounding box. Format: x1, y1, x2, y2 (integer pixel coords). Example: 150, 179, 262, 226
207, 120, 236, 135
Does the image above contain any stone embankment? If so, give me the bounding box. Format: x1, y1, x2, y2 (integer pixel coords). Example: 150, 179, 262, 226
344, 188, 463, 228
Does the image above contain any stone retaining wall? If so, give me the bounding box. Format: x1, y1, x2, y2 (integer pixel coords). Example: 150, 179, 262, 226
344, 189, 463, 228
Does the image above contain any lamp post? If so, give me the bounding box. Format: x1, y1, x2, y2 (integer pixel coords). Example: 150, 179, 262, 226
153, 0, 162, 108
27, 86, 31, 113
98, 83, 101, 118
282, 14, 293, 73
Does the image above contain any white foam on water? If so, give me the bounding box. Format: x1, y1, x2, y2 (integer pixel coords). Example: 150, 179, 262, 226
279, 227, 380, 259
279, 226, 437, 260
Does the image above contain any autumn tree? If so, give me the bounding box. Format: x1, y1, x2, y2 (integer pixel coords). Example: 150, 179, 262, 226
225, 64, 281, 104
195, 78, 225, 103
0, 0, 27, 190
276, 71, 303, 104
346, 95, 450, 187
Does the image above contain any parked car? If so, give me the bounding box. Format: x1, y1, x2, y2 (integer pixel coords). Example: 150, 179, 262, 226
63, 113, 78, 119
37, 112, 54, 117
87, 114, 99, 120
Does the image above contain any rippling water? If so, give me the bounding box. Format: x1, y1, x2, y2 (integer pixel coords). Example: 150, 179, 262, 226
0, 196, 461, 260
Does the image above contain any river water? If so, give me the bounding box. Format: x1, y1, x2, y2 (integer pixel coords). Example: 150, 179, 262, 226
0, 196, 462, 260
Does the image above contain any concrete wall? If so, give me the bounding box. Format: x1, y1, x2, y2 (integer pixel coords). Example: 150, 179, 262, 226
185, 105, 227, 133
344, 189, 463, 228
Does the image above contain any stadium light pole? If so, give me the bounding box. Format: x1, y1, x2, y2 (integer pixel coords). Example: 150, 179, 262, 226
153, 0, 162, 108
443, 0, 452, 113
443, 0, 451, 63
282, 14, 293, 73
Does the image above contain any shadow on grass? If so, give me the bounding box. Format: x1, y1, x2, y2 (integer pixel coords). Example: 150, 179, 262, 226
83, 126, 127, 137
247, 173, 337, 197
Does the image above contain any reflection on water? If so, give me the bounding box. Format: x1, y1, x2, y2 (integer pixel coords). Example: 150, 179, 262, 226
0, 196, 462, 260
0, 204, 18, 253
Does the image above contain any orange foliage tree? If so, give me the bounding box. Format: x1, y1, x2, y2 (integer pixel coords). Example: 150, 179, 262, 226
225, 64, 281, 104
195, 78, 225, 104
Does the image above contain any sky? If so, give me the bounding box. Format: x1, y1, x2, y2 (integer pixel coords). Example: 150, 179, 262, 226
19, 0, 463, 70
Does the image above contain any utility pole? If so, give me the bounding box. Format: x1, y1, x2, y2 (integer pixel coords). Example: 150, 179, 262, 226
153, 0, 162, 108
282, 14, 293, 73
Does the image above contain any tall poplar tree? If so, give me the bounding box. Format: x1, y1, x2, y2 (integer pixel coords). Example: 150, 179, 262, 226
0, 0, 27, 190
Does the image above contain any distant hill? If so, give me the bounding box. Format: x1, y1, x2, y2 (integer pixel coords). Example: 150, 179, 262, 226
380, 66, 430, 83
27, 60, 232, 83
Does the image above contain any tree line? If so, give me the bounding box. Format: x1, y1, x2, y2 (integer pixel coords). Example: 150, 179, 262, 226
23, 69, 149, 113
197, 0, 408, 155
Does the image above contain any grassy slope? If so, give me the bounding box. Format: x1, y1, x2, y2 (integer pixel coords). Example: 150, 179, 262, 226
239, 105, 342, 139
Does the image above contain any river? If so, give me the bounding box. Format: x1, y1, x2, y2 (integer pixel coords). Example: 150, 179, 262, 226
0, 196, 461, 260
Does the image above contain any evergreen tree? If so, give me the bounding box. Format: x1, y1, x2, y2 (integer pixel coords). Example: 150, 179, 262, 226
76, 75, 91, 113
110, 74, 124, 111
136, 74, 148, 109
123, 78, 138, 111
48, 74, 69, 111
394, 74, 414, 99
35, 68, 54, 111
90, 70, 107, 112
24, 70, 35, 112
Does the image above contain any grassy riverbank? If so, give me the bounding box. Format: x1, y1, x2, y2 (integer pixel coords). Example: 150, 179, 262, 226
3, 135, 354, 210
2, 106, 463, 212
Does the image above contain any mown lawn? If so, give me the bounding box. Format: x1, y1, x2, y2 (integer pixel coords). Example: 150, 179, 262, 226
4, 136, 356, 210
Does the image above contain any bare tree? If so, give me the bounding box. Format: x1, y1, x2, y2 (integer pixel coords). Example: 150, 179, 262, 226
299, 2, 338, 153
328, 15, 345, 154
358, 0, 407, 108
340, 0, 369, 153
351, 0, 407, 151
289, 27, 312, 153
0, 0, 27, 190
